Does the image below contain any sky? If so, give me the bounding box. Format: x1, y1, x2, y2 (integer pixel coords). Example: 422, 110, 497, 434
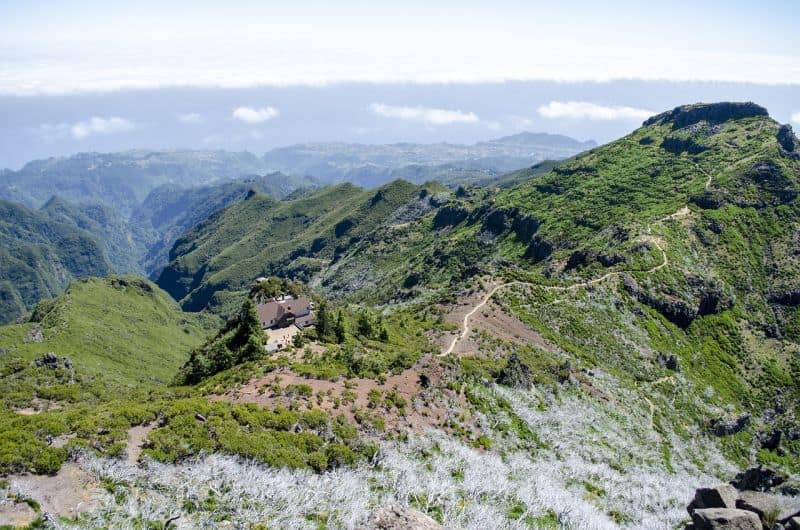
1, 0, 798, 168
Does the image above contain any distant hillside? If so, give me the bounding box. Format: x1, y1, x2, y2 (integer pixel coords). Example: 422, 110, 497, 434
260, 132, 595, 187
157, 179, 448, 314
0, 149, 269, 216
0, 200, 112, 324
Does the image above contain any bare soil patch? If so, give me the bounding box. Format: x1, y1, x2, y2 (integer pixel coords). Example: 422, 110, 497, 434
126, 423, 155, 465
0, 499, 37, 528
213, 357, 468, 434
8, 463, 102, 519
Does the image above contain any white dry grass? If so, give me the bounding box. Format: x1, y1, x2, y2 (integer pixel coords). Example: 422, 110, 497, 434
49, 380, 741, 529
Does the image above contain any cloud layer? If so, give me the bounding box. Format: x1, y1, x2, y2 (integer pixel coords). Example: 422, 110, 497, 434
370, 103, 479, 125
70, 116, 135, 139
792, 112, 800, 125
538, 101, 653, 121
232, 106, 279, 124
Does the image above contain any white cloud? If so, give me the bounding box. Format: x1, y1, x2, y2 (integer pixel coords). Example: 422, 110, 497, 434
792, 112, 800, 125
370, 103, 479, 125
70, 116, 135, 139
177, 112, 204, 124
538, 101, 653, 121
232, 106, 279, 124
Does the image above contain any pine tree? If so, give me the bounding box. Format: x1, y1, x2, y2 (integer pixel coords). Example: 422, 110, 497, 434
238, 299, 264, 362
334, 310, 347, 344
356, 310, 375, 339
317, 302, 332, 341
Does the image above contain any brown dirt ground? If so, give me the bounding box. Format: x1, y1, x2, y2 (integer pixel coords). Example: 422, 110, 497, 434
9, 463, 102, 519
212, 356, 470, 434
0, 500, 37, 528
126, 423, 155, 465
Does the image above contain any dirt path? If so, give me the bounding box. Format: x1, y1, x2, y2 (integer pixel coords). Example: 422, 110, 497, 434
126, 424, 155, 465
440, 237, 669, 357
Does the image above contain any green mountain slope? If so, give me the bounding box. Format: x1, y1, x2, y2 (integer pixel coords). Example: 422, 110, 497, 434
157, 179, 447, 314
0, 200, 112, 324
158, 101, 800, 473
132, 173, 318, 277
40, 196, 148, 274
0, 276, 217, 400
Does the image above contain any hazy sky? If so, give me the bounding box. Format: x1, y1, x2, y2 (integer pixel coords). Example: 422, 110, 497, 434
1, 1, 798, 168
2, 0, 798, 93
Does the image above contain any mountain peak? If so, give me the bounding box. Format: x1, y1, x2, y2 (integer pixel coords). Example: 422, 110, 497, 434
642, 101, 769, 129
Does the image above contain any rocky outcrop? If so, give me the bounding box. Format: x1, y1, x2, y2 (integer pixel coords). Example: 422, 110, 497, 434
777, 124, 799, 159
35, 352, 73, 371
24, 324, 44, 343
736, 490, 800, 524
481, 208, 514, 236
690, 508, 761, 530
361, 504, 443, 530
740, 161, 797, 206
661, 135, 709, 155
524, 235, 554, 263
767, 288, 800, 306
731, 466, 786, 492
432, 205, 469, 229
564, 249, 627, 271
710, 414, 750, 436
688, 484, 739, 513
511, 214, 541, 242
623, 275, 732, 329
685, 476, 800, 529
643, 102, 768, 129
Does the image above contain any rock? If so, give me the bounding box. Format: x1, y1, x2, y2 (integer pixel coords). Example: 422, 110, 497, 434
689, 484, 739, 514
661, 135, 709, 155
691, 508, 761, 529
24, 325, 44, 343
767, 289, 800, 307
524, 235, 553, 262
511, 214, 540, 242
643, 102, 769, 129
481, 208, 513, 236
564, 249, 627, 271
736, 491, 800, 525
777, 124, 799, 158
787, 517, 800, 530
34, 352, 72, 370
711, 414, 750, 436
361, 504, 443, 530
432, 205, 469, 229
760, 429, 783, 451
732, 467, 787, 492
658, 354, 680, 372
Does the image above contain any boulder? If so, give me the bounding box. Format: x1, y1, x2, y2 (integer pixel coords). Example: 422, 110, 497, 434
732, 467, 786, 492
361, 504, 443, 530
787, 517, 800, 530
658, 354, 680, 372
688, 484, 739, 514
711, 414, 750, 436
691, 508, 761, 530
35, 352, 72, 370
736, 491, 800, 525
